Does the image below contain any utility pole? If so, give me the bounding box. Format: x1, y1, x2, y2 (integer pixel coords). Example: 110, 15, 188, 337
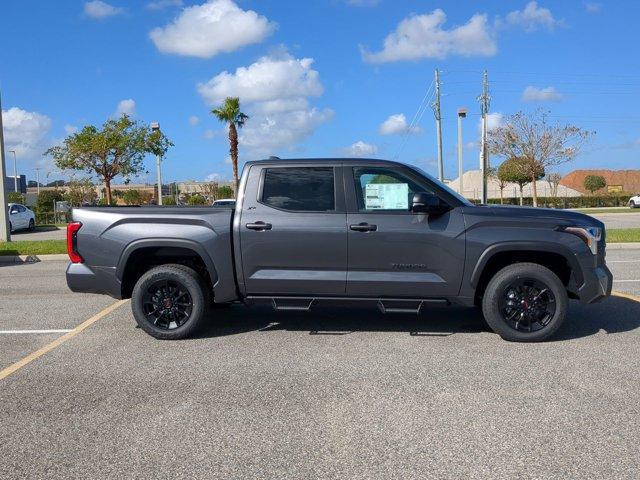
457, 108, 467, 196
34, 167, 42, 195
151, 122, 163, 206
478, 70, 490, 204
9, 150, 18, 193
0, 91, 11, 241
432, 69, 444, 182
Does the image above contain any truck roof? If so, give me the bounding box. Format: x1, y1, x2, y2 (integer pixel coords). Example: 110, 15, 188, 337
245, 158, 407, 167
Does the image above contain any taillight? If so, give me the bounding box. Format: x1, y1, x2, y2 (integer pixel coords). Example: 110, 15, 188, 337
67, 222, 83, 263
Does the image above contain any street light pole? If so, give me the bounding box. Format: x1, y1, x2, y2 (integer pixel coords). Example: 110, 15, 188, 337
151, 122, 163, 206
9, 150, 17, 193
34, 168, 41, 195
457, 108, 467, 197
0, 91, 11, 241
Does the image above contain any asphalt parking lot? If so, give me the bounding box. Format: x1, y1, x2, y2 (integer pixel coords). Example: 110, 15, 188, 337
1, 252, 639, 479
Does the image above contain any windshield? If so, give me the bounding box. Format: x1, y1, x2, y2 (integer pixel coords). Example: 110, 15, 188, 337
406, 165, 473, 206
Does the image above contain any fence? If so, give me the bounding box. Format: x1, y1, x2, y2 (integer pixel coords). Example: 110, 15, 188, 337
36, 212, 71, 225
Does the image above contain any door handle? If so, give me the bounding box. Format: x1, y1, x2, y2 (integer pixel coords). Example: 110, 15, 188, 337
246, 221, 272, 231
349, 223, 377, 232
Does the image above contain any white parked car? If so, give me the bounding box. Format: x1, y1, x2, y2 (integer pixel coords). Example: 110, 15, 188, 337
7, 203, 36, 232
212, 198, 236, 208
629, 194, 640, 208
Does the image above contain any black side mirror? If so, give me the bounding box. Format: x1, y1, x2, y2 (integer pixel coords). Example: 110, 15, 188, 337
412, 192, 449, 215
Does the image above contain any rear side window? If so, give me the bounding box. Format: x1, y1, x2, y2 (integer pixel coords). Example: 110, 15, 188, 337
261, 167, 335, 212
17, 205, 26, 213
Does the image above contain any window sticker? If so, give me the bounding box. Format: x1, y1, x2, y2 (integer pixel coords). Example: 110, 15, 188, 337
364, 183, 409, 210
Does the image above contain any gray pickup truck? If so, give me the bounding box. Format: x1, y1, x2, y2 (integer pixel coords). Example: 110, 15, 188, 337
66, 158, 612, 342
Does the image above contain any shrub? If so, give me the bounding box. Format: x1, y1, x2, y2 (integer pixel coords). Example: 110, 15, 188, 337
584, 175, 606, 194
8, 192, 25, 204
36, 190, 65, 213
123, 189, 142, 205
186, 194, 208, 205
162, 196, 177, 206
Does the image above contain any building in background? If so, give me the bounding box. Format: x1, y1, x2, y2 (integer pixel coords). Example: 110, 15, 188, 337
560, 170, 640, 195
3, 175, 26, 194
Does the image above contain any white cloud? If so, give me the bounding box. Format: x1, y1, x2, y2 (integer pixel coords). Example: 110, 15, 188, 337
478, 112, 504, 133
188, 115, 200, 126
378, 113, 422, 135
361, 9, 496, 63
149, 0, 276, 58
84, 1, 124, 19
203, 128, 224, 139
198, 50, 332, 157
342, 141, 378, 157
506, 1, 559, 31
240, 107, 334, 157
584, 2, 601, 14
522, 86, 563, 102
147, 0, 183, 10
205, 172, 222, 182
197, 52, 322, 105
64, 124, 78, 135
115, 99, 136, 117
2, 107, 52, 164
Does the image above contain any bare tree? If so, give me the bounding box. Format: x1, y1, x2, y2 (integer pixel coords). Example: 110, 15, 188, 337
546, 173, 562, 198
487, 110, 593, 207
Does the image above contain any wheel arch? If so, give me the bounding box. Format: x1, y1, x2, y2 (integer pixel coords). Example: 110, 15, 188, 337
117, 239, 218, 299
470, 242, 583, 299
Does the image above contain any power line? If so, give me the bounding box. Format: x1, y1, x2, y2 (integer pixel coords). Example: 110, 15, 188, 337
394, 79, 434, 160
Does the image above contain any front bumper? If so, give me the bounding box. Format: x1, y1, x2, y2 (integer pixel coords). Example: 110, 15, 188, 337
66, 263, 123, 299
577, 264, 613, 304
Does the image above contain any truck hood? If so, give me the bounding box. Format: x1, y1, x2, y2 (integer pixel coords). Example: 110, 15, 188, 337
482, 204, 604, 229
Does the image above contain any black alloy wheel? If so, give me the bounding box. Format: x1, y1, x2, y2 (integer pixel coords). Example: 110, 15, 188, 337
141, 279, 193, 330
498, 278, 556, 333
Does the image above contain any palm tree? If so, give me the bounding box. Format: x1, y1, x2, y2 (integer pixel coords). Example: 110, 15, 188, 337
211, 97, 249, 195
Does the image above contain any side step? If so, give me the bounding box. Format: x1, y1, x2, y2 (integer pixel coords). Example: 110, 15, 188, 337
246, 296, 449, 314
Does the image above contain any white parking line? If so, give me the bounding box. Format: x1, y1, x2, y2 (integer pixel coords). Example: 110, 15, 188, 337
607, 260, 640, 263
613, 280, 640, 283
0, 329, 74, 334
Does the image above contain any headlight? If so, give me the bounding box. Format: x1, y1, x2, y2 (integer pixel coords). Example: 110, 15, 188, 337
563, 226, 602, 255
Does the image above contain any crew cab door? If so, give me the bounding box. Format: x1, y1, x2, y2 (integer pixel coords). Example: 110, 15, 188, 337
238, 164, 347, 296
345, 164, 466, 298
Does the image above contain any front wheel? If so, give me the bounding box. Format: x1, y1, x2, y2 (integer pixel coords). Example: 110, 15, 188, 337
630, 200, 636, 209
482, 263, 567, 342
28, 219, 35, 231
131, 264, 207, 339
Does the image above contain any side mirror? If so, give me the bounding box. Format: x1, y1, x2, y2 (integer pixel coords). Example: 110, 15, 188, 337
412, 192, 449, 215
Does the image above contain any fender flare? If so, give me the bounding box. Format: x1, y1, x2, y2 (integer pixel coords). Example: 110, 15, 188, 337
116, 238, 219, 288
469, 241, 583, 288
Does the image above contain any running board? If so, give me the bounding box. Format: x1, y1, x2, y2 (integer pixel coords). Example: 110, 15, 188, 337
245, 296, 450, 313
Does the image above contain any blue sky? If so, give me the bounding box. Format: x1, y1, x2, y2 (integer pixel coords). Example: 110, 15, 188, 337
1, 0, 638, 185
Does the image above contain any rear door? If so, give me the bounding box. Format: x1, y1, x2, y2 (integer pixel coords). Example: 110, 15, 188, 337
238, 163, 347, 296
345, 164, 466, 298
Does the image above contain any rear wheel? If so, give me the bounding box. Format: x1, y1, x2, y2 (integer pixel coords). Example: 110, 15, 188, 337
482, 263, 567, 342
28, 219, 35, 231
630, 200, 636, 208
131, 264, 207, 339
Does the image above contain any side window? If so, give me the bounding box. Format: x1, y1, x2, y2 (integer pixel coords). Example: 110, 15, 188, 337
261, 167, 335, 212
17, 205, 26, 213
353, 167, 434, 212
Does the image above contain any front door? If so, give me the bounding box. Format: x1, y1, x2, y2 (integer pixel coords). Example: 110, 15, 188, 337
239, 164, 347, 296
345, 165, 466, 298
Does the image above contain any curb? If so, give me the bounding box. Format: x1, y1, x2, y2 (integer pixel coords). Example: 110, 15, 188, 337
606, 243, 640, 250
0, 254, 68, 264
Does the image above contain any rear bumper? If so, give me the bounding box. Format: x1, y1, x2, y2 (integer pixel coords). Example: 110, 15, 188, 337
577, 264, 613, 304
66, 263, 123, 299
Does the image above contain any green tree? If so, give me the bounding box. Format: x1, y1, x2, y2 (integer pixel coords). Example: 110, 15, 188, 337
65, 178, 97, 206
36, 190, 65, 213
498, 157, 543, 206
186, 193, 208, 205
45, 115, 173, 205
488, 110, 592, 207
583, 175, 606, 194
211, 97, 248, 195
123, 189, 142, 205
216, 184, 234, 199
7, 192, 25, 204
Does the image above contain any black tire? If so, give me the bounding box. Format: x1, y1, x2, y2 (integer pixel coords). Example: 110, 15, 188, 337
8, 222, 12, 233
28, 219, 35, 231
630, 200, 636, 208
131, 264, 207, 340
482, 263, 567, 342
